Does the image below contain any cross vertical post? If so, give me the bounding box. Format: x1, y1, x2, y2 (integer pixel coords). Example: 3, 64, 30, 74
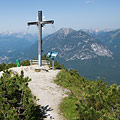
27, 11, 54, 68
38, 11, 42, 67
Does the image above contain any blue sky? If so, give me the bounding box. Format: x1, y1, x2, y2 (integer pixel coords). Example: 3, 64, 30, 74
0, 0, 120, 34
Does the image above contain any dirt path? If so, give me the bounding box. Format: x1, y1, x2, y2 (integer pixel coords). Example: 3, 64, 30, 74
8, 65, 68, 120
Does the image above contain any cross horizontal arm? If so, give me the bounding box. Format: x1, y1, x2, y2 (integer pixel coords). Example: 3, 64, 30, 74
41, 20, 54, 25
27, 22, 38, 26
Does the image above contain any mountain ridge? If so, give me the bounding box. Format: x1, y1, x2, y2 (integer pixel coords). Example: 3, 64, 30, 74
43, 28, 113, 61
0, 28, 120, 84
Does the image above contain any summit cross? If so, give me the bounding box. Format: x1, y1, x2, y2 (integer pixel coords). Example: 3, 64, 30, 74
27, 11, 54, 67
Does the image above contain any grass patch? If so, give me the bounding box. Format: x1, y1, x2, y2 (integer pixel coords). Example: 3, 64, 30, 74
60, 96, 78, 120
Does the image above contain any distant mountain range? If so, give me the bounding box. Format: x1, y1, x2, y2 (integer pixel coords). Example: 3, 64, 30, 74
0, 28, 120, 84
0, 32, 37, 63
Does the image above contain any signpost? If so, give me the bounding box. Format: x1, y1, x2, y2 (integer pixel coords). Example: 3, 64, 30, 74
27, 11, 54, 67
47, 52, 58, 69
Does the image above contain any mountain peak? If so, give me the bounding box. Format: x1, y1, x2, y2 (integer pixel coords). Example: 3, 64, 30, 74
58, 28, 75, 35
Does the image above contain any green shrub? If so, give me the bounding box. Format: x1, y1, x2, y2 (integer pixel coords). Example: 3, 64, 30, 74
6, 63, 17, 69
55, 69, 120, 120
0, 60, 30, 72
20, 60, 30, 66
54, 61, 65, 69
0, 70, 44, 120
0, 63, 6, 71
42, 54, 49, 61
0, 63, 16, 72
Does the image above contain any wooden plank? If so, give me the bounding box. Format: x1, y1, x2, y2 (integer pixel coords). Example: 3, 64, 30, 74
27, 22, 38, 26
